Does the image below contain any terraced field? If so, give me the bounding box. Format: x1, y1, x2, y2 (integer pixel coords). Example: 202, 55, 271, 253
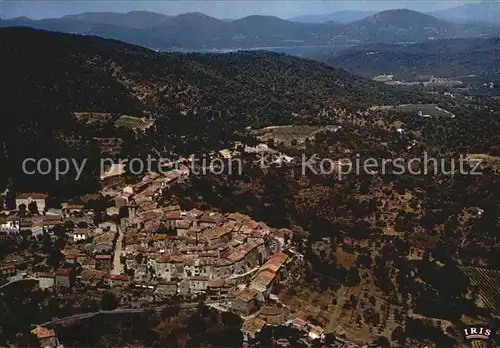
460, 266, 500, 318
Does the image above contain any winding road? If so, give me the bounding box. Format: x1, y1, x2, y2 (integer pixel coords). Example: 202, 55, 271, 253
35, 300, 226, 327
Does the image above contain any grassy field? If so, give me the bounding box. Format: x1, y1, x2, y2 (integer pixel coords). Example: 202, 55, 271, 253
252, 125, 340, 146
467, 153, 500, 170
73, 111, 115, 124
369, 104, 456, 118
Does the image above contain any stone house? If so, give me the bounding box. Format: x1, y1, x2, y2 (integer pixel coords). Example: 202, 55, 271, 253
80, 270, 106, 286
232, 288, 264, 315
15, 192, 48, 213
188, 276, 208, 294
258, 306, 288, 326
55, 268, 73, 288
37, 272, 55, 289
207, 279, 234, 301
154, 281, 178, 298
103, 273, 131, 287
31, 327, 58, 348
95, 254, 112, 271
176, 219, 193, 237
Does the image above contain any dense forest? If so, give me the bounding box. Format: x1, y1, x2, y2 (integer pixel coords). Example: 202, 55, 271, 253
0, 27, 429, 198
320, 38, 500, 82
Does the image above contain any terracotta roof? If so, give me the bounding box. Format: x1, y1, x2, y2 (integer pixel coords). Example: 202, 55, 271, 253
164, 205, 181, 212
227, 243, 259, 262
235, 288, 261, 302
63, 203, 84, 210
189, 276, 209, 281
80, 193, 101, 203
201, 227, 232, 241
242, 317, 266, 334
259, 305, 282, 316
188, 208, 203, 217
37, 272, 55, 278
153, 234, 170, 241
0, 264, 16, 271
251, 269, 276, 291
73, 228, 89, 235
293, 316, 307, 327
95, 254, 112, 260
207, 279, 225, 288
177, 219, 192, 229
41, 215, 63, 222
80, 269, 106, 281
104, 273, 131, 281
226, 212, 251, 221
198, 214, 218, 223
55, 268, 72, 276
138, 209, 163, 221
31, 327, 56, 340
258, 252, 288, 273
16, 192, 48, 200
162, 210, 181, 220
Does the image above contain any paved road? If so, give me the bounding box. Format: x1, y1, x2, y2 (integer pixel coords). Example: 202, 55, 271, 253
111, 224, 124, 275
36, 300, 225, 327
0, 277, 38, 289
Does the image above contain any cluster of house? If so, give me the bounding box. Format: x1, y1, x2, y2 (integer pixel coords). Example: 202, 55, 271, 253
0, 192, 99, 236
2, 164, 304, 348
121, 205, 294, 305
98, 170, 296, 306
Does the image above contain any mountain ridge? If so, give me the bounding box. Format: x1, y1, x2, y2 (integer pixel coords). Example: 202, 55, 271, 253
2, 9, 499, 49
319, 37, 500, 81
289, 10, 376, 23
431, 1, 500, 24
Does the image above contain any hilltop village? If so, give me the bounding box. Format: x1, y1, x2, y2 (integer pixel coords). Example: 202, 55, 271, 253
0, 163, 361, 348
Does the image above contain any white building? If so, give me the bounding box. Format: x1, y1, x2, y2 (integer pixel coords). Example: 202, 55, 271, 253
72, 228, 88, 242
15, 193, 48, 213
37, 272, 55, 289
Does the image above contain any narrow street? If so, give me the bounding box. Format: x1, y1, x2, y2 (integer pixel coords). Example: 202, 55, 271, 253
111, 223, 124, 275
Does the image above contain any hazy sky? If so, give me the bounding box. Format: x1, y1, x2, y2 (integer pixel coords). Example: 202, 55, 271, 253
0, 0, 483, 20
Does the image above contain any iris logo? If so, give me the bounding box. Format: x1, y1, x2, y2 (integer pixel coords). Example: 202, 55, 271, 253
463, 326, 492, 341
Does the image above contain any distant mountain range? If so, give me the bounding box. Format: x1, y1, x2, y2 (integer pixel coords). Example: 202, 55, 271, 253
291, 2, 500, 24
289, 10, 377, 24
319, 37, 500, 82
430, 1, 500, 24
2, 8, 500, 50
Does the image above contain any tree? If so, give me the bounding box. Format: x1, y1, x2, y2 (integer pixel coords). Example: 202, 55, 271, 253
28, 201, 39, 214
373, 336, 390, 347
346, 267, 361, 286
18, 203, 27, 216
100, 291, 119, 310
391, 326, 406, 344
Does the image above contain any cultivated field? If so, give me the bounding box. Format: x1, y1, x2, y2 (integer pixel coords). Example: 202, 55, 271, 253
114, 115, 154, 131
252, 125, 341, 146
459, 266, 500, 318
369, 104, 456, 118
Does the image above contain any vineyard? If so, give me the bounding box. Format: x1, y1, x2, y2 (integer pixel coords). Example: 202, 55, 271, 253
459, 266, 500, 318
114, 115, 154, 131
73, 111, 115, 124
279, 276, 404, 345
